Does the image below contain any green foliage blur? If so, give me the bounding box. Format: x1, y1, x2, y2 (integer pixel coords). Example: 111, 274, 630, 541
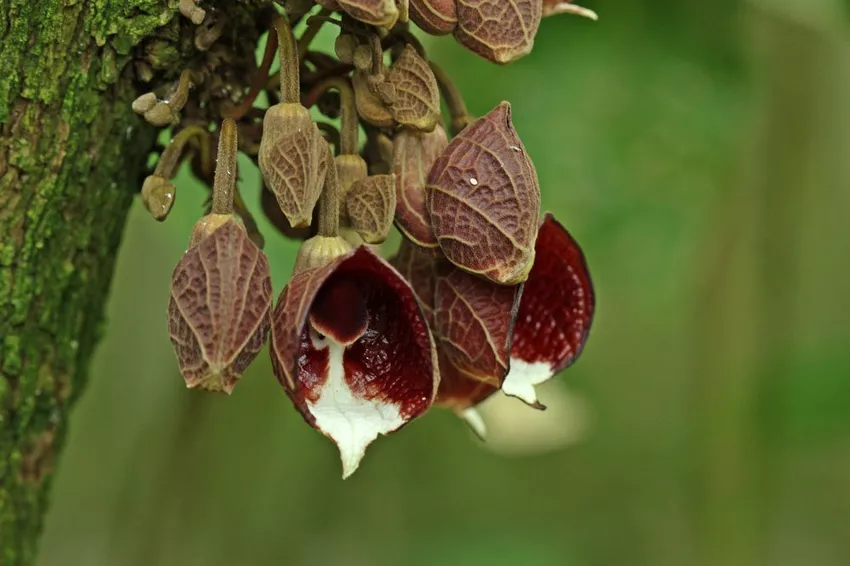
37, 1, 850, 565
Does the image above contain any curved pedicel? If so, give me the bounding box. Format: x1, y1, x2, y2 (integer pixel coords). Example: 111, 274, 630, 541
270, 246, 439, 478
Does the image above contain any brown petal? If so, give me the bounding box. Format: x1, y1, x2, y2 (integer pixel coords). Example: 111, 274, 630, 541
169, 220, 273, 394
345, 174, 396, 245
409, 0, 457, 35
338, 0, 400, 28
454, 0, 541, 64
270, 247, 439, 477
429, 102, 540, 285
376, 45, 442, 132
503, 213, 595, 406
393, 126, 447, 248
259, 103, 329, 229
433, 259, 523, 385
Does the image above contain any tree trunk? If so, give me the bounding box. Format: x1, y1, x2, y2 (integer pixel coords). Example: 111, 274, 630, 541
0, 1, 263, 563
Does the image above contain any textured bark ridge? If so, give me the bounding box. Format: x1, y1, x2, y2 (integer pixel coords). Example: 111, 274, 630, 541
0, 1, 264, 563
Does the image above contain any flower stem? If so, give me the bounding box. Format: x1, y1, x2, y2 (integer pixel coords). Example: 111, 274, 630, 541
154, 125, 210, 179
274, 17, 300, 104
298, 8, 331, 57
429, 61, 474, 135
303, 77, 358, 155
211, 119, 238, 215
318, 144, 340, 237
223, 30, 279, 120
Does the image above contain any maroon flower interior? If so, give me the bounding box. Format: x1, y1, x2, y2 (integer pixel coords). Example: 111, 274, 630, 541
282, 248, 437, 421
511, 214, 595, 372
309, 277, 369, 345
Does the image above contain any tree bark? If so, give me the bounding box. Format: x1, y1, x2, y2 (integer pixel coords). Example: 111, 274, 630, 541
0, 1, 263, 563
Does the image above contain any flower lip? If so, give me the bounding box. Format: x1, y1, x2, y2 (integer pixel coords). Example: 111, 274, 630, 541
270, 246, 439, 477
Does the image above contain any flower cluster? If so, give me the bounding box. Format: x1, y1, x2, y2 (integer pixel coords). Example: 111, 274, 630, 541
138, 1, 597, 477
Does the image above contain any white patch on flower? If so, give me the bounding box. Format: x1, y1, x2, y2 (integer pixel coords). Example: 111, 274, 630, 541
306, 331, 404, 479
460, 407, 487, 440
501, 358, 554, 407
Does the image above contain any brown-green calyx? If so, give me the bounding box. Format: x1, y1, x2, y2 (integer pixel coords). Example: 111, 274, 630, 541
168, 118, 273, 395
259, 17, 329, 229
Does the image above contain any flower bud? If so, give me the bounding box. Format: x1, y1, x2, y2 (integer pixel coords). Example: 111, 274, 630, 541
393, 125, 447, 248
259, 103, 329, 228
141, 175, 176, 221
454, 0, 541, 64
338, 0, 400, 28
373, 46, 441, 132
429, 102, 540, 285
169, 220, 273, 394
353, 71, 395, 128
335, 154, 369, 198
345, 174, 396, 245
335, 33, 358, 65
409, 0, 457, 35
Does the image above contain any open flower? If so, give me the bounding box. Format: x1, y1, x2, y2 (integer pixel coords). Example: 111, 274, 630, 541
501, 213, 595, 407
395, 212, 594, 432
270, 246, 439, 478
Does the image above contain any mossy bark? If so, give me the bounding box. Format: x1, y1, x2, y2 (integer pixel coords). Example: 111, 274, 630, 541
0, 1, 205, 563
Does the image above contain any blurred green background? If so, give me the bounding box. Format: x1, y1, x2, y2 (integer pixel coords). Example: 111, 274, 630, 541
36, 1, 850, 565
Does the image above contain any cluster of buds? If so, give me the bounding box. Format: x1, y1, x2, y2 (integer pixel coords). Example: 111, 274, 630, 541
139, 1, 597, 478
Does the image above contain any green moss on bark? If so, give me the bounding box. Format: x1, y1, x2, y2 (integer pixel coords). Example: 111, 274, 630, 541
0, 1, 181, 564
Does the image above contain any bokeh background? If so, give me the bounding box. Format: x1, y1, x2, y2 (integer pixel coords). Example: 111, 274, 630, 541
36, 1, 850, 565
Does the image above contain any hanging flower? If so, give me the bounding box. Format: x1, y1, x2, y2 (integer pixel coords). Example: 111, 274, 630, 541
501, 213, 595, 407
394, 212, 594, 431
270, 246, 439, 478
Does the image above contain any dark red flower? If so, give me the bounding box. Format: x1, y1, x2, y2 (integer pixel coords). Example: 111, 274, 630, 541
394, 212, 594, 431
500, 213, 595, 407
270, 246, 439, 478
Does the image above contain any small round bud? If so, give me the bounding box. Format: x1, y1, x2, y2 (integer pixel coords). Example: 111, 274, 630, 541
335, 34, 358, 64
346, 174, 396, 245
131, 92, 157, 114
353, 45, 373, 73
353, 72, 395, 128
141, 175, 176, 221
